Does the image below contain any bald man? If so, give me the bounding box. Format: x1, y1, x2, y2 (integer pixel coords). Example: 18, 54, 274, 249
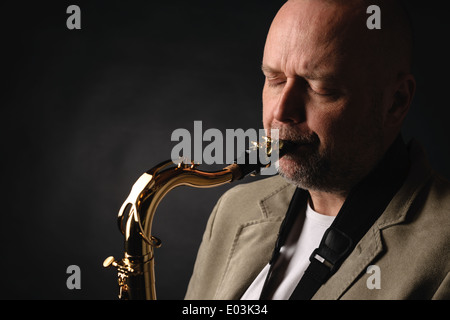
185, 0, 450, 300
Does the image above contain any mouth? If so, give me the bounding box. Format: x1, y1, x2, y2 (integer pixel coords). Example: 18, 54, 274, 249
279, 140, 296, 155
267, 130, 320, 158
278, 139, 318, 159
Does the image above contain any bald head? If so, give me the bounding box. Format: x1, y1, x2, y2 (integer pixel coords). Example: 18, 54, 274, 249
265, 0, 413, 84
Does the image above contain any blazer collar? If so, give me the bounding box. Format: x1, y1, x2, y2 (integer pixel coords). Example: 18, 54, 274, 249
376, 140, 433, 229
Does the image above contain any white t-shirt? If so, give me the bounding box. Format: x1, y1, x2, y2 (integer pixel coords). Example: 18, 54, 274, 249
241, 202, 335, 300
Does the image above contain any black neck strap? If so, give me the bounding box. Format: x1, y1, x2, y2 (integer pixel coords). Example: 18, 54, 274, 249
260, 135, 410, 300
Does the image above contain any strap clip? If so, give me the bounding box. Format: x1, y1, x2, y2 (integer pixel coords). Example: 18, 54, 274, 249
309, 227, 353, 277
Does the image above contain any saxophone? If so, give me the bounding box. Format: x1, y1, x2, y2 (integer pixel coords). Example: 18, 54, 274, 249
103, 137, 291, 300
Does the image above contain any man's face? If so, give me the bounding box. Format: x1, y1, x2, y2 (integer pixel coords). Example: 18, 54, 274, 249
263, 0, 388, 193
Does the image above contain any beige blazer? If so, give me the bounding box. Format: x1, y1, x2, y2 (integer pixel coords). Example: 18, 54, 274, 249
185, 141, 450, 300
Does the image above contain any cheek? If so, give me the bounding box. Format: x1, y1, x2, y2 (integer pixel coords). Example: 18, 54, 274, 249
262, 84, 274, 130
306, 103, 346, 140
262, 111, 272, 132
315, 100, 374, 151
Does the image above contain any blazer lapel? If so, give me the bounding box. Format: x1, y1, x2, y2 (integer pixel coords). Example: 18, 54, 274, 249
214, 181, 296, 299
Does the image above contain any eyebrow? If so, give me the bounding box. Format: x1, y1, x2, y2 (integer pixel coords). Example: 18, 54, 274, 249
261, 65, 281, 76
261, 64, 337, 82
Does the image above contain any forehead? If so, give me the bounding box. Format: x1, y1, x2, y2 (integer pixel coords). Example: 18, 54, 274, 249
263, 0, 366, 77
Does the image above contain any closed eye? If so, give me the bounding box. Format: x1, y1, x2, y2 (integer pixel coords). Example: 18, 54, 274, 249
305, 82, 339, 98
265, 76, 287, 89
309, 88, 336, 96
267, 80, 286, 88
265, 74, 340, 99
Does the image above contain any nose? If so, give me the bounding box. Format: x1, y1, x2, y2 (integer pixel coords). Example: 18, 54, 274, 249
272, 78, 307, 124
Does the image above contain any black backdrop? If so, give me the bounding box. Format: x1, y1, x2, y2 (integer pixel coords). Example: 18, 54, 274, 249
2, 1, 449, 299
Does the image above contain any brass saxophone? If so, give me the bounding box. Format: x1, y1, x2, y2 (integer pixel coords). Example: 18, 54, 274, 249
103, 137, 291, 300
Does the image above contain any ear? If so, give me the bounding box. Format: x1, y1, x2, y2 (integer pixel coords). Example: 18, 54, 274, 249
385, 73, 416, 128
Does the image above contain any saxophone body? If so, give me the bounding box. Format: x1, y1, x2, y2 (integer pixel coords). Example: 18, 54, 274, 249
104, 138, 290, 300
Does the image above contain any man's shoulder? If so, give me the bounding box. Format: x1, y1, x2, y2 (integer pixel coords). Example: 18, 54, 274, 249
404, 140, 450, 227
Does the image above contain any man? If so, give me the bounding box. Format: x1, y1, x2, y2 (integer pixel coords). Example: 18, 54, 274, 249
185, 0, 450, 299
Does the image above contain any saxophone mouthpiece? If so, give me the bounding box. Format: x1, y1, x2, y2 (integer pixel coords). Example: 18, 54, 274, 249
257, 136, 295, 158
226, 136, 294, 181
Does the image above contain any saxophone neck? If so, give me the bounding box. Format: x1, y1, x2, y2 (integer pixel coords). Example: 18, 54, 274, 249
105, 137, 292, 299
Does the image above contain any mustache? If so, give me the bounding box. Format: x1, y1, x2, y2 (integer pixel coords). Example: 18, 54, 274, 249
270, 125, 320, 145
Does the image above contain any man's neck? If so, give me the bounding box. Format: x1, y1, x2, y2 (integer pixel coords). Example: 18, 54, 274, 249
307, 135, 408, 217
308, 190, 347, 217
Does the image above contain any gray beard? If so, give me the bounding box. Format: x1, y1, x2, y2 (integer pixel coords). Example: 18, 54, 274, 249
277, 151, 363, 196
274, 113, 384, 195
277, 144, 354, 195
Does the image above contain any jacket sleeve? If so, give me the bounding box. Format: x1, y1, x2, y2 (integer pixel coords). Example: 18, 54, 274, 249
184, 195, 224, 299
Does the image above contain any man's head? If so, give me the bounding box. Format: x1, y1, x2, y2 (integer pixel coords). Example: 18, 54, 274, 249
262, 0, 415, 194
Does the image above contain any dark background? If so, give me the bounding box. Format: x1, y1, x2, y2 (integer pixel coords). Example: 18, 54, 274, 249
1, 1, 449, 299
